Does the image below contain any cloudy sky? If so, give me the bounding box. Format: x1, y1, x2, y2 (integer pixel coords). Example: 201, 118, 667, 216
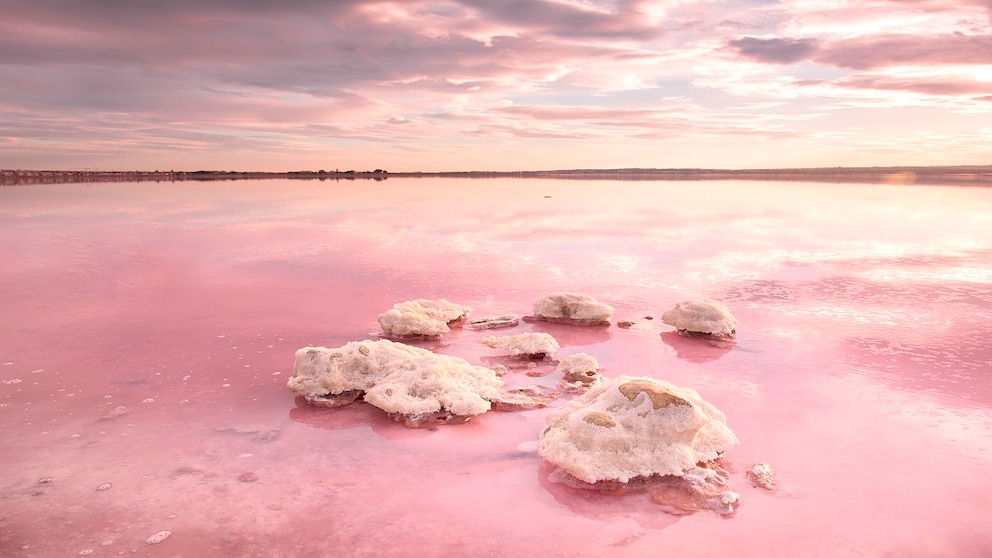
2, 0, 991, 172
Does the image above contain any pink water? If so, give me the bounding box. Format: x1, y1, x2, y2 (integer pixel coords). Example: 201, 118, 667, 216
2, 178, 991, 557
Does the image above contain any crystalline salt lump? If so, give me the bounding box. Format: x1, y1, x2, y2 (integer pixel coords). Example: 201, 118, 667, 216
378, 298, 471, 338
538, 375, 738, 483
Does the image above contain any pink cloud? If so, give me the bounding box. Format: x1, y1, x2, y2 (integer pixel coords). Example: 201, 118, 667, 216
493, 104, 690, 120
835, 75, 992, 96
816, 34, 992, 70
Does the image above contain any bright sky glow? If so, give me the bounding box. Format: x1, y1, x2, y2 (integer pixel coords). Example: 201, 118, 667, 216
1, 0, 990, 171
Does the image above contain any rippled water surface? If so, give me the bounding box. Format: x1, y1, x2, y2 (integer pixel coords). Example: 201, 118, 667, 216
2, 178, 991, 557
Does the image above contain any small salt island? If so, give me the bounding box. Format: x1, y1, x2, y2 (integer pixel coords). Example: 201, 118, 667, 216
377, 298, 472, 338
482, 332, 560, 359
661, 299, 738, 339
525, 292, 615, 326
538, 375, 742, 516
556, 352, 603, 390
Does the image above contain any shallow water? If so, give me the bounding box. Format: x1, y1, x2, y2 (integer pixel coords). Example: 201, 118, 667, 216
2, 177, 991, 557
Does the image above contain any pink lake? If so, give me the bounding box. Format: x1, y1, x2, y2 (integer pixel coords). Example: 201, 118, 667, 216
2, 177, 991, 557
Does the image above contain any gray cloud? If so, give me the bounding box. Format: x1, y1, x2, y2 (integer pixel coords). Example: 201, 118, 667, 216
457, 0, 664, 39
728, 36, 819, 64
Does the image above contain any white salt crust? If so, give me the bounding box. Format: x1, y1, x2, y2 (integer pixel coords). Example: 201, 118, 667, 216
377, 298, 472, 338
532, 292, 615, 323
556, 353, 600, 376
661, 299, 738, 337
538, 375, 739, 483
482, 332, 560, 358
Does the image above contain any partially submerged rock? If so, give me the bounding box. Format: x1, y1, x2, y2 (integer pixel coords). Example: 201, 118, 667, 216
377, 298, 472, 338
288, 339, 554, 427
556, 352, 603, 389
525, 292, 614, 326
538, 375, 741, 516
661, 299, 738, 339
482, 332, 560, 359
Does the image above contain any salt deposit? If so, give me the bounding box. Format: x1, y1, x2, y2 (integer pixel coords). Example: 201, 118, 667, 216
712, 491, 743, 515
538, 375, 741, 515
465, 315, 520, 330
661, 299, 738, 338
747, 462, 776, 490
556, 353, 602, 389
143, 530, 172, 545
539, 376, 738, 483
289, 339, 554, 425
481, 332, 560, 358
527, 292, 614, 325
377, 298, 472, 338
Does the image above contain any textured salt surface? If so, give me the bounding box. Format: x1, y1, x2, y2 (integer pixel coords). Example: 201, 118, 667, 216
2, 178, 992, 557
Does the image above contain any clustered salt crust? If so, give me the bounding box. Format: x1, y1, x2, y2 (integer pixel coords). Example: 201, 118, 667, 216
377, 298, 472, 338
289, 339, 503, 416
531, 292, 615, 324
538, 375, 739, 483
482, 332, 560, 358
661, 299, 738, 337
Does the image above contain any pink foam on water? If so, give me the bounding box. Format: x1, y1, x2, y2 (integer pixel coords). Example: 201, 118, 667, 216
2, 178, 992, 556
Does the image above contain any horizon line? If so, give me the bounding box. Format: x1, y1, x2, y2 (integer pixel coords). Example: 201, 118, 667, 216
5, 164, 992, 175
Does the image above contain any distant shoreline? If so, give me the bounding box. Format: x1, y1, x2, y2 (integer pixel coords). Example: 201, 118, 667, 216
3, 166, 991, 186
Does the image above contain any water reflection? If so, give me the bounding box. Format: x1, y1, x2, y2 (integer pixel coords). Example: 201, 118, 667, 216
659, 331, 736, 363
536, 461, 683, 532
2, 178, 992, 557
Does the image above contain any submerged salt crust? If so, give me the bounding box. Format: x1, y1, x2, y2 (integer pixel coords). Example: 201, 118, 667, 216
377, 298, 471, 338
289, 339, 503, 416
531, 292, 615, 324
539, 375, 739, 483
661, 299, 738, 337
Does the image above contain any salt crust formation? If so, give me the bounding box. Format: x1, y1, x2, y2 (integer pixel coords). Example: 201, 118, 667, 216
538, 375, 739, 484
556, 353, 602, 388
289, 339, 553, 422
746, 462, 776, 490
482, 332, 560, 358
377, 298, 472, 338
661, 299, 738, 338
528, 292, 615, 325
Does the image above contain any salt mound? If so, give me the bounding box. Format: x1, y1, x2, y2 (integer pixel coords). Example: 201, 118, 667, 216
661, 299, 738, 338
289, 339, 553, 424
528, 292, 614, 325
538, 375, 738, 483
482, 332, 560, 358
377, 298, 472, 338
556, 353, 602, 389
